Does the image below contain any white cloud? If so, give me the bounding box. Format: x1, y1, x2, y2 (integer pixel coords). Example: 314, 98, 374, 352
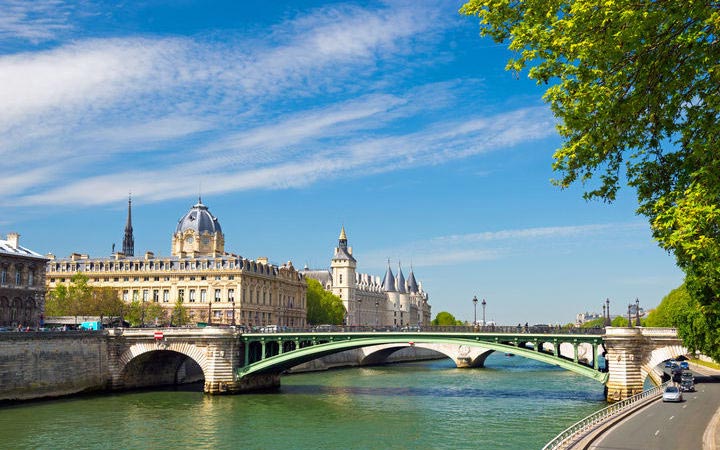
360, 222, 649, 268
0, 0, 75, 42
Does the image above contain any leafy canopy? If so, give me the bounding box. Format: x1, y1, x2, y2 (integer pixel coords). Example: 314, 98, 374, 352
461, 0, 720, 357
432, 311, 463, 326
305, 278, 346, 325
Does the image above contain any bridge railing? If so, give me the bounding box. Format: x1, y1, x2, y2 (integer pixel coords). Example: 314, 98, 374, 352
243, 325, 605, 335
541, 381, 670, 450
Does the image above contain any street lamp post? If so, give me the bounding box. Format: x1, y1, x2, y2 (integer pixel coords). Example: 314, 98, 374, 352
605, 298, 611, 327
481, 298, 487, 327
231, 299, 236, 327
472, 295, 478, 328
627, 303, 632, 328
207, 300, 212, 326
635, 298, 641, 326
357, 298, 361, 327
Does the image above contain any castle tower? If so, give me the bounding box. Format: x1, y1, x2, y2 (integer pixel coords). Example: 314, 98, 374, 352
330, 226, 357, 323
171, 197, 225, 257
122, 195, 134, 256
397, 262, 410, 327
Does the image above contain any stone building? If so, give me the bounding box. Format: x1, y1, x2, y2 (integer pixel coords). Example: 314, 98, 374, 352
45, 198, 307, 328
0, 233, 47, 328
301, 227, 431, 327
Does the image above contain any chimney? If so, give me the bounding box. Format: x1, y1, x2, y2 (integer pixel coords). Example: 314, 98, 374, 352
6, 233, 19, 249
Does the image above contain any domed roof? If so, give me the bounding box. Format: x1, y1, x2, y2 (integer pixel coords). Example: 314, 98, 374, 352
175, 197, 222, 235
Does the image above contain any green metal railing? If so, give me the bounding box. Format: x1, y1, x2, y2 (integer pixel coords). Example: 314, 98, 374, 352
541, 381, 670, 450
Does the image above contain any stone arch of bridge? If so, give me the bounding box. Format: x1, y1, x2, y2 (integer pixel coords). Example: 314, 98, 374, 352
239, 336, 607, 383
359, 343, 494, 368
114, 341, 209, 389
640, 344, 689, 386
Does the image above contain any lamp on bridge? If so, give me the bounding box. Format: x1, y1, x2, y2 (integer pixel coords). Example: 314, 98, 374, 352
627, 303, 632, 328
604, 298, 611, 327
231, 298, 236, 327
635, 298, 641, 326
481, 298, 487, 327
375, 300, 379, 328
472, 295, 478, 328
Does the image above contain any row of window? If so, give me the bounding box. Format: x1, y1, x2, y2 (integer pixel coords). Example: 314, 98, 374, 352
0, 266, 37, 288
119, 287, 300, 308
48, 259, 281, 276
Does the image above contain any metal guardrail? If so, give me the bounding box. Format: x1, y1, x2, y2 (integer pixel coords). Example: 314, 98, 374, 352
541, 381, 670, 450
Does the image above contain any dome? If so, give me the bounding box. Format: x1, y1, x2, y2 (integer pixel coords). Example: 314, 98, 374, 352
175, 198, 222, 235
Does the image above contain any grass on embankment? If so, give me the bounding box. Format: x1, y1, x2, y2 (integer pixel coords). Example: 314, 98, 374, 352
691, 358, 720, 371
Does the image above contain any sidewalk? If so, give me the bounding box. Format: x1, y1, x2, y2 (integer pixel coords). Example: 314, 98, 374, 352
692, 361, 720, 450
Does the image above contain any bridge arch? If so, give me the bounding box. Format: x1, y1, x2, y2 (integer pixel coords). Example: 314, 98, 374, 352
640, 343, 689, 386
359, 343, 494, 368
114, 341, 209, 390
239, 335, 607, 384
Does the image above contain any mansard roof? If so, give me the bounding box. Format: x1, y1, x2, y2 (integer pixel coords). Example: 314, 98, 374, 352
0, 238, 44, 260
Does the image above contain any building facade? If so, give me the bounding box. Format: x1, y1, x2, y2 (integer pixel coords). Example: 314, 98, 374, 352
301, 227, 431, 327
46, 199, 307, 328
0, 233, 47, 328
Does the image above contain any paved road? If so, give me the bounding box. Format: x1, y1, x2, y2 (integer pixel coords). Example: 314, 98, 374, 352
590, 363, 720, 450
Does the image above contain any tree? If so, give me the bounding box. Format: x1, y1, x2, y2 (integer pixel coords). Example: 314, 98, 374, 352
580, 317, 605, 328
306, 278, 346, 325
645, 284, 714, 357
461, 0, 720, 360
171, 299, 190, 326
432, 311, 460, 326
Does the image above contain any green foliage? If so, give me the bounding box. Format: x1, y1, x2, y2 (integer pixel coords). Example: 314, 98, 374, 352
432, 311, 459, 326
461, 0, 720, 361
645, 284, 717, 360
46, 273, 121, 319
580, 317, 605, 328
171, 299, 189, 326
611, 316, 629, 327
305, 278, 346, 325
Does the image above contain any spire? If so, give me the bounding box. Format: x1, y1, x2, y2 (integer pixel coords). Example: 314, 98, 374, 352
382, 260, 396, 292
397, 261, 406, 293
407, 265, 419, 293
339, 225, 347, 241
122, 194, 134, 256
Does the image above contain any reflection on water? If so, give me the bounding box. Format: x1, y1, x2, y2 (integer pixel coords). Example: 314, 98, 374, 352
0, 354, 606, 450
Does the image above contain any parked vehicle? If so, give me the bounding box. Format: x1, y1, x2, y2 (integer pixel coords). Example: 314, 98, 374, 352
662, 385, 683, 402
680, 379, 695, 392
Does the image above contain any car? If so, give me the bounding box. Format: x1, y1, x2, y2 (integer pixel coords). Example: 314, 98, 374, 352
662, 385, 683, 402
260, 325, 279, 333
680, 361, 690, 370
681, 371, 694, 382
680, 379, 695, 392
665, 360, 676, 368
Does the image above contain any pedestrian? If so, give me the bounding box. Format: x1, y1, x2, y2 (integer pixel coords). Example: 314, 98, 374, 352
524, 322, 529, 333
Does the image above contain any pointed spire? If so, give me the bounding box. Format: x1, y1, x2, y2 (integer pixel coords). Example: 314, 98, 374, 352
382, 260, 396, 292
407, 265, 419, 293
122, 193, 135, 256
339, 225, 347, 241
397, 261, 406, 293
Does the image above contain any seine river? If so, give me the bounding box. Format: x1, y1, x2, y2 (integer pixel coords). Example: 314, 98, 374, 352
0, 354, 607, 449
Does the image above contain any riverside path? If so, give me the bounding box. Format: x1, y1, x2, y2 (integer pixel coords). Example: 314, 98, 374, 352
587, 361, 720, 450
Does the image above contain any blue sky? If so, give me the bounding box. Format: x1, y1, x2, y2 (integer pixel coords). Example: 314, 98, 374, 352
0, 0, 683, 324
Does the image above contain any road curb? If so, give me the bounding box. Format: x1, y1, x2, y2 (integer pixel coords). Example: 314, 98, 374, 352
566, 394, 662, 450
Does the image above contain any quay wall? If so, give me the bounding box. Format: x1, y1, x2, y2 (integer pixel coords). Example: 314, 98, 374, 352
0, 332, 109, 402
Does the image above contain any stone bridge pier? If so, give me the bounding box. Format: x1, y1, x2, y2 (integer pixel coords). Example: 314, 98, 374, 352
603, 327, 686, 402
105, 328, 258, 394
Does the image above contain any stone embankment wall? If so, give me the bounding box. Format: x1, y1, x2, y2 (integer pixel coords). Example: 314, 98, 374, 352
0, 332, 109, 402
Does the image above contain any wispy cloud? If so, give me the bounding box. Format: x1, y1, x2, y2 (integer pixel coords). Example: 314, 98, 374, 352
361, 222, 649, 268
0, 1, 557, 209
0, 0, 76, 43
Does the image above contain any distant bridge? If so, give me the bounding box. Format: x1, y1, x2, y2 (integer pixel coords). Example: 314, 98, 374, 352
102, 326, 685, 401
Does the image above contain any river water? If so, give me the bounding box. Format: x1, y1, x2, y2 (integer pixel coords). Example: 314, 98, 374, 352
0, 354, 607, 449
